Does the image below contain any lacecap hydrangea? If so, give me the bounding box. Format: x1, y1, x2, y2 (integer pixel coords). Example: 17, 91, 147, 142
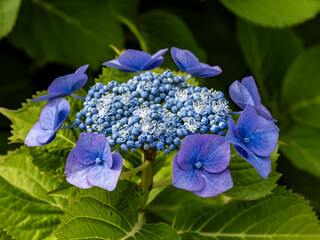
25, 47, 279, 198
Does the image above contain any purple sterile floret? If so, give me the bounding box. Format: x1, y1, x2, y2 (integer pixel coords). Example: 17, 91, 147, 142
229, 76, 276, 122
65, 132, 123, 191
32, 64, 89, 102
25, 98, 70, 146
226, 105, 279, 179
172, 134, 233, 197
171, 47, 222, 77
103, 49, 168, 73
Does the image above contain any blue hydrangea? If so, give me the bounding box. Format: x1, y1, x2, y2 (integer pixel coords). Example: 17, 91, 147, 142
73, 70, 230, 154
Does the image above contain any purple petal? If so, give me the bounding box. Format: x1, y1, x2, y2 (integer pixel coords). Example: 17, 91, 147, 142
74, 133, 112, 166
142, 48, 168, 70
65, 148, 94, 189
256, 105, 278, 123
31, 93, 65, 102
192, 169, 233, 198
201, 135, 231, 174
171, 47, 200, 72
229, 81, 255, 109
142, 57, 164, 71
241, 76, 261, 105
117, 49, 151, 72
177, 135, 209, 170
39, 98, 70, 129
187, 65, 222, 77
86, 153, 123, 191
75, 64, 89, 74
235, 105, 258, 139
48, 70, 88, 95
234, 145, 271, 179
247, 116, 279, 157
172, 154, 204, 192
24, 122, 51, 147
226, 118, 244, 146
103, 59, 135, 73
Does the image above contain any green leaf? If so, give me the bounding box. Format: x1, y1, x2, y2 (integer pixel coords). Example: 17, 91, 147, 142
47, 180, 78, 200
281, 126, 320, 178
282, 44, 320, 130
0, 229, 13, 240
55, 180, 180, 240
220, 0, 320, 28
0, 0, 21, 39
0, 147, 63, 239
174, 187, 320, 239
278, 155, 320, 214
147, 186, 208, 225
8, 0, 123, 69
225, 147, 281, 200
237, 19, 303, 103
139, 10, 206, 69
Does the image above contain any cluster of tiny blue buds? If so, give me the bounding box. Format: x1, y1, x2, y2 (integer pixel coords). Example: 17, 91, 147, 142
74, 70, 230, 154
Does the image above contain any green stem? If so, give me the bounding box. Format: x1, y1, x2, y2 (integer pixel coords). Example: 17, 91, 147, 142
120, 161, 151, 179
140, 149, 157, 204
152, 179, 172, 189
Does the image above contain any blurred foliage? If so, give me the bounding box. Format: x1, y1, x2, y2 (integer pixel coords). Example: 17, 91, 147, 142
1, 0, 320, 238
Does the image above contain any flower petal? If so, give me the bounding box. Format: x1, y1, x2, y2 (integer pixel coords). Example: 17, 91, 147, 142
177, 135, 208, 170
142, 48, 168, 70
186, 65, 222, 77
24, 122, 51, 146
234, 145, 271, 179
247, 116, 279, 157
226, 118, 244, 146
241, 76, 261, 105
117, 49, 151, 72
86, 154, 123, 191
171, 47, 200, 72
192, 169, 233, 198
201, 135, 231, 174
102, 59, 135, 72
65, 148, 94, 189
235, 105, 258, 139
172, 153, 204, 192
75, 64, 89, 74
229, 80, 255, 109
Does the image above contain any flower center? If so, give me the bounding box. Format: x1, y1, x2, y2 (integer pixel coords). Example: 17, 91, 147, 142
243, 137, 250, 144
95, 157, 103, 164
194, 161, 203, 169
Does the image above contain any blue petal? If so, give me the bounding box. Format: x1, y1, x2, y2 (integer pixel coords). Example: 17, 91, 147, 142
65, 147, 94, 189
192, 168, 233, 198
235, 105, 258, 139
75, 64, 89, 74
241, 76, 261, 105
177, 135, 208, 170
171, 47, 200, 72
48, 72, 88, 95
229, 80, 255, 109
117, 49, 151, 71
201, 135, 231, 174
142, 57, 164, 71
247, 116, 279, 157
142, 48, 168, 70
186, 65, 222, 77
103, 59, 136, 73
86, 153, 123, 191
24, 122, 52, 147
31, 93, 64, 102
226, 118, 244, 146
172, 153, 204, 192
234, 145, 271, 179
75, 133, 112, 167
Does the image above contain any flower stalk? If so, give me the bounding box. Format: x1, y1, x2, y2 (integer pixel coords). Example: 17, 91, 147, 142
141, 149, 157, 203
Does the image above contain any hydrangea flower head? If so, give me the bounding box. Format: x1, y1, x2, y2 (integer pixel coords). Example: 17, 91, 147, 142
226, 105, 279, 179
229, 76, 276, 121
172, 134, 233, 197
65, 132, 123, 191
25, 98, 70, 146
171, 47, 222, 77
32, 65, 89, 102
103, 49, 168, 73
